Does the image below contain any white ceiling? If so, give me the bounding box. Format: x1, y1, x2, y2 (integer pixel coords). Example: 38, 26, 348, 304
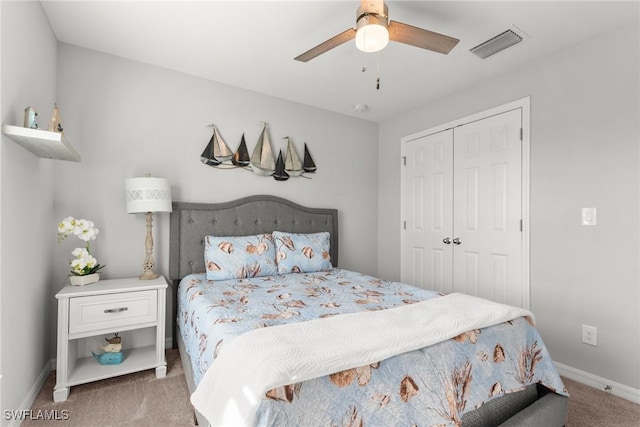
41, 1, 639, 123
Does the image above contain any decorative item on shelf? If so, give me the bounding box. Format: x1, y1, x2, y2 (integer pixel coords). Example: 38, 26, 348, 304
24, 106, 38, 129
303, 143, 317, 173
47, 103, 63, 133
125, 175, 172, 280
199, 122, 317, 180
57, 217, 105, 286
101, 333, 123, 353
92, 349, 124, 365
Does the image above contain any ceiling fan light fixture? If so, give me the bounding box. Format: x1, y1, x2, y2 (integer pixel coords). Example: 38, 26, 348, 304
355, 2, 389, 53
355, 23, 389, 52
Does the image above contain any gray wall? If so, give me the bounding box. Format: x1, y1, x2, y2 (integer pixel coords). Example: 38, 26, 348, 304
53, 43, 380, 279
0, 1, 58, 422
377, 21, 640, 390
51, 43, 379, 348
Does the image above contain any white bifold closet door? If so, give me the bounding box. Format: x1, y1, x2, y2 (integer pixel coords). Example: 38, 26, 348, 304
402, 108, 523, 307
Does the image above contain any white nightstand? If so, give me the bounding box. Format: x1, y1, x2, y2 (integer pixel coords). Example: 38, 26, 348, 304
53, 276, 168, 402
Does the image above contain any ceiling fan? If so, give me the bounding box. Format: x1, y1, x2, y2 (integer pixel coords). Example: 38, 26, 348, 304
294, 0, 460, 62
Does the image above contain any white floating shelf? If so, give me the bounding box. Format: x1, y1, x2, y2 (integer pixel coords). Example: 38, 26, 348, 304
2, 124, 81, 162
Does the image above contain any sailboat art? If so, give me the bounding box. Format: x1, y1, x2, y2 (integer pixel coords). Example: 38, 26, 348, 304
199, 122, 316, 179
232, 133, 250, 167
273, 150, 290, 181
303, 143, 317, 173
201, 125, 233, 165
283, 137, 304, 176
250, 124, 276, 176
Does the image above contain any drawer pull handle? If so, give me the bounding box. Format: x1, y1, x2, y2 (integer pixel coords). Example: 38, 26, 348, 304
104, 307, 128, 314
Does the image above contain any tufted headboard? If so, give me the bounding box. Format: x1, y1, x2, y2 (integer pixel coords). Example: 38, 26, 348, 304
169, 195, 339, 281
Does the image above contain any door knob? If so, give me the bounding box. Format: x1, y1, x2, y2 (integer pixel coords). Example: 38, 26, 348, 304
443, 237, 452, 245
452, 238, 462, 245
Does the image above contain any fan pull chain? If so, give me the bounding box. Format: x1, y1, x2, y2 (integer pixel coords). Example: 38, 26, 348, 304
360, 54, 381, 90
376, 51, 381, 90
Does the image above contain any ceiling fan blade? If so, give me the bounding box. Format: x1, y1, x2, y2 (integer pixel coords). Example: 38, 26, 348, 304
388, 20, 459, 54
295, 28, 357, 62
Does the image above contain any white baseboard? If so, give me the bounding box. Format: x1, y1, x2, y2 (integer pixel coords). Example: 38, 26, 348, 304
7, 359, 53, 427
555, 362, 640, 404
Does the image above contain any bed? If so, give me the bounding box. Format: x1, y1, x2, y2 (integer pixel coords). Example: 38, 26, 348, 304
169, 195, 568, 427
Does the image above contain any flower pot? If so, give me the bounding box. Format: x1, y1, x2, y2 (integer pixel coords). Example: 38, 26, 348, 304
69, 273, 100, 286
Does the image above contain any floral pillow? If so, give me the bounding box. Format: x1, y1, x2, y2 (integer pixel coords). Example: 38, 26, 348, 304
204, 234, 277, 281
272, 231, 332, 274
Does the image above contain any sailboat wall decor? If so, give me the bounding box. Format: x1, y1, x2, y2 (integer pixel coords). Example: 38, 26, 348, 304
273, 150, 289, 181
250, 124, 276, 176
200, 131, 221, 166
201, 125, 233, 166
284, 137, 303, 177
303, 143, 317, 173
232, 134, 250, 166
199, 122, 317, 180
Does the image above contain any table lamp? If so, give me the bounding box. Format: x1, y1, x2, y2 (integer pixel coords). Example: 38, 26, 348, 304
125, 176, 172, 280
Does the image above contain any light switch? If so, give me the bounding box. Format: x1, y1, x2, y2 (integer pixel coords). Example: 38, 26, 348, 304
582, 207, 597, 226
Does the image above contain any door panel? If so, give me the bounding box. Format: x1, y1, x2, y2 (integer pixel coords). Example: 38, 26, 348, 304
453, 109, 522, 306
401, 130, 453, 293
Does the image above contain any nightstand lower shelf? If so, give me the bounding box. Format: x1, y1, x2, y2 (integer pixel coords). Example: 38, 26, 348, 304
67, 345, 166, 386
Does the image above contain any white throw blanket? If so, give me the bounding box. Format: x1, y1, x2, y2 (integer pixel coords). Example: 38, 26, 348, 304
191, 293, 533, 427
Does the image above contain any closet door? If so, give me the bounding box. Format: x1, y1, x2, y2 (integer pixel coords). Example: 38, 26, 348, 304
401, 129, 453, 293
452, 109, 522, 306
401, 107, 524, 307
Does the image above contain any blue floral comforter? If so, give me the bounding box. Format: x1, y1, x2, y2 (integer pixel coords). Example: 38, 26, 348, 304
178, 269, 566, 426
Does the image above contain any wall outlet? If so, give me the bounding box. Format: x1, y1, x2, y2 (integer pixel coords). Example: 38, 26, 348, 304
582, 324, 598, 346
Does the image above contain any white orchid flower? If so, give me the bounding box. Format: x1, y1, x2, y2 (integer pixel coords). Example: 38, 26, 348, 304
73, 219, 88, 235
71, 247, 89, 258
58, 216, 104, 276
86, 255, 97, 269
71, 257, 87, 271
57, 216, 77, 242
71, 219, 99, 242
57, 216, 75, 234
79, 227, 99, 242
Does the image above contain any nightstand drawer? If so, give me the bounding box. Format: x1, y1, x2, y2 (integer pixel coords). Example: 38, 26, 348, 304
69, 290, 158, 335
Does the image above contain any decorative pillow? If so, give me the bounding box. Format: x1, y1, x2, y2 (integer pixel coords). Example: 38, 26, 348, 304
204, 234, 277, 280
272, 231, 332, 274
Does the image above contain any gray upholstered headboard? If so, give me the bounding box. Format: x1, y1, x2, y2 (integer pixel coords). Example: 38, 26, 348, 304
169, 195, 339, 281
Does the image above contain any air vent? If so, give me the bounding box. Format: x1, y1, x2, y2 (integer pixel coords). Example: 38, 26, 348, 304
470, 29, 523, 59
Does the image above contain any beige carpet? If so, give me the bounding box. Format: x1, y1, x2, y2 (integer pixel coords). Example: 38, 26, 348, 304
25, 350, 640, 426
23, 349, 195, 427
563, 377, 640, 427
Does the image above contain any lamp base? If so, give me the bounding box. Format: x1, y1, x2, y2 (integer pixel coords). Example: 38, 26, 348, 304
139, 211, 159, 281
139, 271, 159, 280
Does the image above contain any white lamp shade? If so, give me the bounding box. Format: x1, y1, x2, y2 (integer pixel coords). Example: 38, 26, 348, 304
125, 177, 173, 213
355, 24, 389, 53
